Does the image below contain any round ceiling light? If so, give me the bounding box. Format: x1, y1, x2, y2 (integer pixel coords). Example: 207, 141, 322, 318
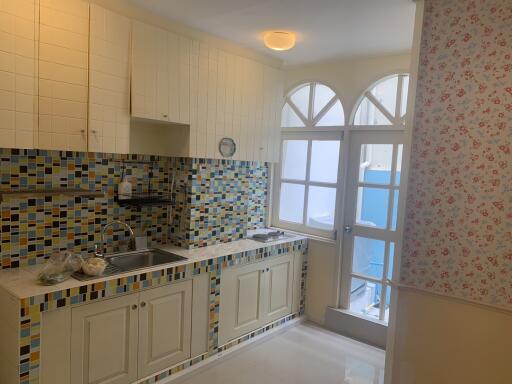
263, 31, 296, 51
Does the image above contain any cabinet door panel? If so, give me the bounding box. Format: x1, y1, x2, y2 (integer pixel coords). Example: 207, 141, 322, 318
138, 280, 192, 378
236, 270, 261, 327
0, 0, 36, 149
132, 21, 165, 121
167, 31, 179, 123
219, 262, 265, 345
263, 253, 294, 323
88, 4, 130, 154
178, 36, 191, 125
38, 0, 89, 151
71, 294, 139, 384
155, 28, 169, 121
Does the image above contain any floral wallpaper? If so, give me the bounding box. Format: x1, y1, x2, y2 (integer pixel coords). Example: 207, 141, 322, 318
401, 0, 512, 307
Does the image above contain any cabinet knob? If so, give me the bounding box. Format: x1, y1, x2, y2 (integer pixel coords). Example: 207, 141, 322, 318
266, 267, 270, 272
132, 304, 138, 310
140, 301, 146, 308
91, 130, 97, 134
163, 114, 168, 118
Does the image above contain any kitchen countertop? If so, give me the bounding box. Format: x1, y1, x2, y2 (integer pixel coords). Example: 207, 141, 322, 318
0, 234, 306, 300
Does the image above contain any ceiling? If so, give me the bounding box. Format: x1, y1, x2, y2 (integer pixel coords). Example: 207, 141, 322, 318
128, 0, 416, 67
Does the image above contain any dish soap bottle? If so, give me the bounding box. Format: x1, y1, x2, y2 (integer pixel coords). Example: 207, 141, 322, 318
119, 175, 132, 200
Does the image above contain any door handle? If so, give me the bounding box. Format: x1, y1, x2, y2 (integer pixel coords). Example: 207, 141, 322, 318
343, 225, 353, 234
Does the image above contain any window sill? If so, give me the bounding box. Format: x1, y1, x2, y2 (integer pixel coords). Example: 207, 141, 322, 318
327, 307, 388, 327
269, 226, 337, 246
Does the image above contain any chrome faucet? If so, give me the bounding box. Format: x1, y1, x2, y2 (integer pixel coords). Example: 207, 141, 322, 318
96, 220, 136, 257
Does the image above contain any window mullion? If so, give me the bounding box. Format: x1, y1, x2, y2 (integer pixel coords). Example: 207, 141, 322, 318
380, 242, 391, 321
280, 179, 307, 185
312, 95, 338, 126
395, 75, 404, 123
357, 182, 393, 189
350, 273, 383, 285
385, 144, 399, 230
286, 96, 309, 127
364, 91, 396, 124
308, 82, 315, 122
302, 140, 313, 226
308, 181, 337, 188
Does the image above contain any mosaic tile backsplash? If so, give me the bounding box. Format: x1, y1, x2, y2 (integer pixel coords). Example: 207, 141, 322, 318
0, 149, 268, 269
171, 158, 269, 248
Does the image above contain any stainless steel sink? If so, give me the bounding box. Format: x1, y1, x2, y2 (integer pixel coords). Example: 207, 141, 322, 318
73, 249, 187, 281
108, 249, 187, 271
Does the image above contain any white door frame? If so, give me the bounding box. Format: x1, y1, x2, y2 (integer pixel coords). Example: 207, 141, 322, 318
339, 131, 405, 324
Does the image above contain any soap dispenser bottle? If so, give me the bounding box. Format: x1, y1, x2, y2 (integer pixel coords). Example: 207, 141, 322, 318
118, 171, 132, 200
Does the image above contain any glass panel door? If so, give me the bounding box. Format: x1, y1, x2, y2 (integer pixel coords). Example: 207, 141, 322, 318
341, 131, 404, 324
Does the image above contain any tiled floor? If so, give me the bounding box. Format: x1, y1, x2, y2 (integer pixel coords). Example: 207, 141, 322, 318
175, 322, 385, 384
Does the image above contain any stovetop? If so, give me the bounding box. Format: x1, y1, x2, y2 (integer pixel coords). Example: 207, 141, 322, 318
250, 230, 295, 243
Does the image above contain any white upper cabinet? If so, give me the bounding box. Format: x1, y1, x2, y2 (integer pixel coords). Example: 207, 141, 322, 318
131, 21, 190, 125
88, 4, 131, 154
0, 2, 284, 161
38, 0, 89, 151
0, 0, 37, 149
131, 19, 284, 162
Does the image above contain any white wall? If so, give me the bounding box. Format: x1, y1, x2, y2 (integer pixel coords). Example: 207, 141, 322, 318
392, 289, 512, 384
304, 239, 339, 324
284, 53, 411, 324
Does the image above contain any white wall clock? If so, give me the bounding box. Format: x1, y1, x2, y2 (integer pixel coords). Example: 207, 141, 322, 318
218, 138, 236, 158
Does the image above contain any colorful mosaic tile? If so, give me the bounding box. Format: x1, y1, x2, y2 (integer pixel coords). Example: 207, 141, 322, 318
0, 149, 269, 268
171, 158, 269, 249
1, 149, 174, 269
17, 239, 308, 384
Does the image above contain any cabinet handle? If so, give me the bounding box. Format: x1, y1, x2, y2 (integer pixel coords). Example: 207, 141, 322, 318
266, 267, 270, 272
261, 269, 265, 274
132, 304, 138, 310
140, 301, 146, 308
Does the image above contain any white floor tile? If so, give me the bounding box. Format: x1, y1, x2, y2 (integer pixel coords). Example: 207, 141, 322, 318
175, 322, 385, 384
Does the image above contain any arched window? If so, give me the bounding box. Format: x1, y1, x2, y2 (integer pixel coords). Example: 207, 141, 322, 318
352, 74, 409, 126
274, 82, 344, 238
282, 82, 345, 128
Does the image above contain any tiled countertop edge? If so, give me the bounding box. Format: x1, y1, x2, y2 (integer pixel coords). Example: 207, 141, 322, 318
0, 236, 307, 300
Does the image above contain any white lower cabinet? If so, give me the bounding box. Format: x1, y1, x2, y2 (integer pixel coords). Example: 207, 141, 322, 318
70, 293, 139, 384
219, 253, 297, 345
264, 255, 295, 323
38, 252, 304, 384
69, 280, 193, 384
138, 281, 192, 378
219, 260, 266, 343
